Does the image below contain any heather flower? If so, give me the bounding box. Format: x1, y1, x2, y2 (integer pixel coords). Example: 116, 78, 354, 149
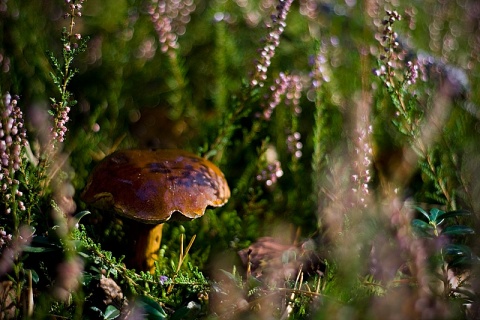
261, 72, 289, 120
136, 37, 157, 60
50, 0, 87, 144
351, 94, 373, 208
0, 93, 27, 207
64, 0, 85, 18
53, 256, 84, 301
256, 160, 283, 187
299, 0, 319, 20
373, 10, 418, 87
159, 275, 168, 285
259, 72, 304, 161
404, 6, 417, 31
51, 103, 71, 143
0, 53, 10, 73
256, 146, 284, 187
372, 10, 402, 84
405, 60, 419, 85
0, 0, 7, 13
287, 132, 303, 159
64, 0, 86, 37
284, 74, 303, 115
309, 40, 333, 92
0, 225, 32, 276
0, 229, 12, 251
148, 0, 196, 57
373, 10, 424, 94
260, 72, 303, 120
250, 0, 294, 87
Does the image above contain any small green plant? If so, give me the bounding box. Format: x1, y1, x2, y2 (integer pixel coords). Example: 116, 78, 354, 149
47, 1, 88, 145
412, 207, 477, 299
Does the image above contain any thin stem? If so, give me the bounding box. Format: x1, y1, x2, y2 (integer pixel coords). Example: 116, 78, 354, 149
167, 234, 197, 294
68, 9, 76, 39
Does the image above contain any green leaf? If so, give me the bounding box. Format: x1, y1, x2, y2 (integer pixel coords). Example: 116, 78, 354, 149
219, 269, 239, 283
247, 274, 263, 291
453, 287, 477, 300
411, 219, 432, 229
170, 306, 191, 320
441, 225, 475, 236
23, 236, 62, 253
137, 296, 167, 320
415, 206, 430, 221
443, 244, 472, 257
170, 302, 201, 320
411, 219, 433, 237
437, 210, 471, 221
23, 246, 58, 253
429, 208, 444, 223
74, 210, 91, 224
449, 256, 474, 268
104, 305, 120, 320
30, 235, 61, 247
82, 273, 94, 286
78, 251, 90, 259
28, 269, 40, 283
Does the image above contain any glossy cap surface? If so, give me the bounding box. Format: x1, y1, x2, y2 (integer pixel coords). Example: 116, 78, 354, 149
81, 149, 231, 223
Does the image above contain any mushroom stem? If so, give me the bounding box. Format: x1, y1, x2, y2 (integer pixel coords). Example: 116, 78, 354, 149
128, 223, 164, 273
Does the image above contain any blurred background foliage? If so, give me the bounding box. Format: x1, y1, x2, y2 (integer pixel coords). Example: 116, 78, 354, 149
1, 0, 480, 318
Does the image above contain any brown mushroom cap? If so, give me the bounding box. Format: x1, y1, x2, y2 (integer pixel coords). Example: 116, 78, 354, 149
81, 149, 230, 223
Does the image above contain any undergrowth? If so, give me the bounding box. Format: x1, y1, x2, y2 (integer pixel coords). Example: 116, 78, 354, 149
1, 0, 480, 319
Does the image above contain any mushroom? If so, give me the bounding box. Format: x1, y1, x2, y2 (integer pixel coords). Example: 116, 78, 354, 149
81, 149, 230, 272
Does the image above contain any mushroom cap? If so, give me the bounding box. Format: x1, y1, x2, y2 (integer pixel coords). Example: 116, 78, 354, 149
81, 149, 231, 224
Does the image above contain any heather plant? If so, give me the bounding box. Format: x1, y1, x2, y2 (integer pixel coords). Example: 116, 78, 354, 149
0, 0, 480, 319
